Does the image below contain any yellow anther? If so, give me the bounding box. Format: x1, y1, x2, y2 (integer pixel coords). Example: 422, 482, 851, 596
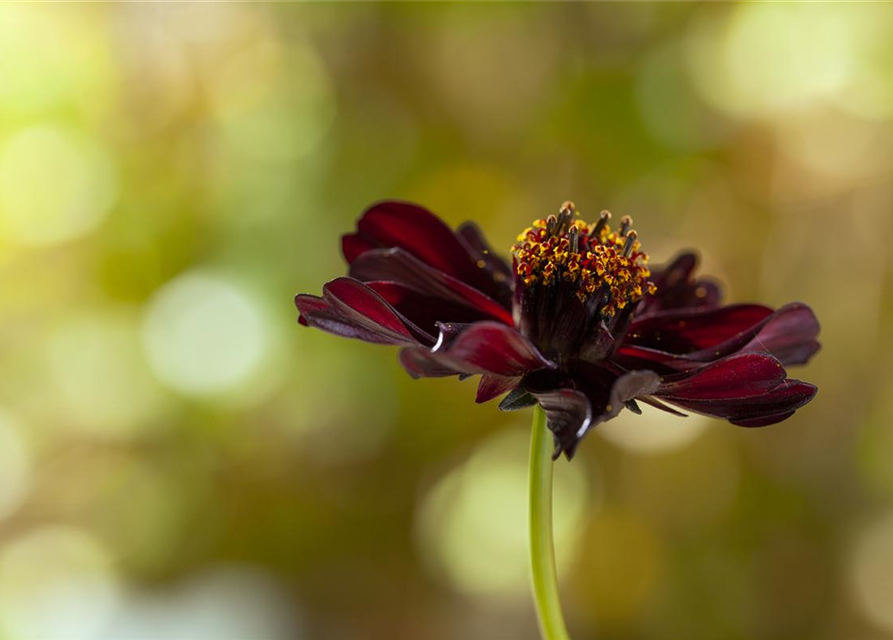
511, 205, 657, 313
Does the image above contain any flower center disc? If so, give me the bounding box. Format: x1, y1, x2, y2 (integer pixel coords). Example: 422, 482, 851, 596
511, 202, 656, 317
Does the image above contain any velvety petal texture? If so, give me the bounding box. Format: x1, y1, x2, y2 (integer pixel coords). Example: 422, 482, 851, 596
350, 248, 513, 327
296, 278, 434, 346
654, 353, 817, 426
342, 201, 512, 308
616, 303, 821, 372
476, 374, 521, 404
400, 321, 554, 379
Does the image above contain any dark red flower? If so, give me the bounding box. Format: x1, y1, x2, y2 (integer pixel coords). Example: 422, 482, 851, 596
296, 201, 819, 459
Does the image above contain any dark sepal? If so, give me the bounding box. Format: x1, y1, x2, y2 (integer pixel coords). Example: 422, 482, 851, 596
538, 366, 661, 459
498, 388, 538, 411
624, 399, 642, 415
534, 387, 593, 461
637, 395, 688, 417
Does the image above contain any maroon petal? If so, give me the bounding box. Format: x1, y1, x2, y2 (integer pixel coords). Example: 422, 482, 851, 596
457, 222, 513, 280
654, 353, 817, 425
457, 221, 513, 307
619, 303, 820, 370
627, 304, 774, 353
476, 374, 521, 404
295, 278, 434, 347
342, 233, 377, 264
404, 321, 554, 379
350, 248, 514, 326
295, 294, 327, 327
399, 347, 461, 378
657, 352, 786, 399
639, 251, 722, 314
666, 380, 817, 425
341, 200, 508, 302
297, 295, 391, 342
610, 344, 685, 374
741, 302, 820, 366
731, 410, 795, 427
366, 281, 503, 336
435, 321, 554, 376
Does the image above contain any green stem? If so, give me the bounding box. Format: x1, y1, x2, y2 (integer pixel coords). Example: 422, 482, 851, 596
529, 405, 571, 640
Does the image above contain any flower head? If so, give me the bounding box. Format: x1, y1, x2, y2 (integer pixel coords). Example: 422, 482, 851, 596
296, 201, 819, 459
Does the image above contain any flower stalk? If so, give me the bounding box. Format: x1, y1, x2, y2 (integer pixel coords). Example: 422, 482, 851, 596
529, 405, 571, 640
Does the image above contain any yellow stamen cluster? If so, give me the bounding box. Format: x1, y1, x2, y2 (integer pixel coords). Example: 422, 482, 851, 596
512, 204, 656, 317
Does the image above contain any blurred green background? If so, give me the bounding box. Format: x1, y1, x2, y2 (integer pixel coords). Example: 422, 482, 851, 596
0, 3, 892, 639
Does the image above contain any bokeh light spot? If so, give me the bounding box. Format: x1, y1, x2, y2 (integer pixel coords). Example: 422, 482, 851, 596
141, 271, 270, 399
0, 7, 111, 113
0, 126, 117, 246
209, 40, 335, 165
44, 309, 170, 440
598, 404, 709, 456
686, 5, 866, 119
849, 512, 893, 634
100, 566, 302, 640
0, 408, 31, 520
0, 526, 120, 640
415, 426, 593, 600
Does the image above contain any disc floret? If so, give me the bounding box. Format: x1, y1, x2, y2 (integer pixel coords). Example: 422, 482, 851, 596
512, 202, 656, 317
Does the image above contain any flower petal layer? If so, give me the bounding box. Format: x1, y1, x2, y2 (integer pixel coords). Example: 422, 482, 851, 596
740, 303, 820, 366
476, 374, 521, 403
617, 303, 820, 370
366, 281, 501, 336
350, 248, 513, 326
638, 252, 722, 314
627, 304, 773, 353
654, 352, 817, 425
457, 222, 513, 280
342, 200, 509, 304
398, 321, 554, 379
295, 277, 434, 347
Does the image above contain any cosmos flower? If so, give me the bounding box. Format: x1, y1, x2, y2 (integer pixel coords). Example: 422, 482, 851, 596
295, 201, 819, 459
